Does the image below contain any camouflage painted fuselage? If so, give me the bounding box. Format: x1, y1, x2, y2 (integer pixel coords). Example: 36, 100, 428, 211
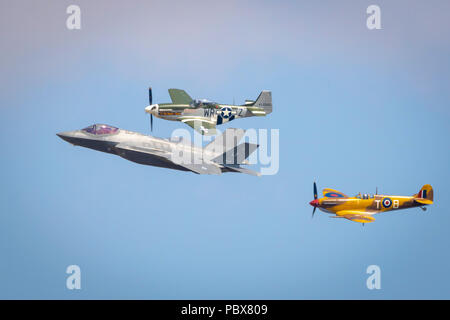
310, 185, 434, 223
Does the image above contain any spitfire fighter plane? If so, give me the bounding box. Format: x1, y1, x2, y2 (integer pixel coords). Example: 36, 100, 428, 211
309, 182, 434, 224
57, 124, 260, 176
145, 88, 272, 135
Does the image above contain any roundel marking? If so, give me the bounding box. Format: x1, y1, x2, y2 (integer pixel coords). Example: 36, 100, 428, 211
324, 192, 344, 198
220, 107, 232, 119
382, 197, 392, 208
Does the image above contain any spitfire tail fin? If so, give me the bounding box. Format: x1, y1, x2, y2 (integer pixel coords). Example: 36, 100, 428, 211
414, 184, 433, 205
250, 91, 272, 115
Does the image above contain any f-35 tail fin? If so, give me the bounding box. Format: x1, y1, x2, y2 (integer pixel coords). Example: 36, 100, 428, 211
212, 142, 259, 165
204, 128, 245, 154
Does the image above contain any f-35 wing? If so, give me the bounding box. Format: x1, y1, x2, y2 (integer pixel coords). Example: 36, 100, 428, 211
113, 143, 173, 166
335, 210, 376, 223
114, 143, 221, 175
181, 118, 217, 135
168, 89, 192, 105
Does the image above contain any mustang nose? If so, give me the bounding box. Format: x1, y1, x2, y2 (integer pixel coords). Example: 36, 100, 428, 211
309, 199, 319, 207
145, 104, 158, 115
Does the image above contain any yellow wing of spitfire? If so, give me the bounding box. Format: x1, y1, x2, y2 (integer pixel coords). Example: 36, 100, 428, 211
309, 182, 434, 224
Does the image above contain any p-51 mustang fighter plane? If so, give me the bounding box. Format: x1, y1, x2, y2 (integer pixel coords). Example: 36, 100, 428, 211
57, 124, 260, 176
145, 87, 272, 135
309, 182, 434, 224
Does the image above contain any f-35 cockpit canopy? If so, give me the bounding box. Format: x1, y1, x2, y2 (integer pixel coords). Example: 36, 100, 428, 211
82, 124, 119, 135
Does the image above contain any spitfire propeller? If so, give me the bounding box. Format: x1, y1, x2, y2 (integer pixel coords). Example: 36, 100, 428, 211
309, 181, 319, 218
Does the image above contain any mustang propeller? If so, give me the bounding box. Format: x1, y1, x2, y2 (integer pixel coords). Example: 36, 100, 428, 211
309, 181, 319, 218
148, 87, 153, 131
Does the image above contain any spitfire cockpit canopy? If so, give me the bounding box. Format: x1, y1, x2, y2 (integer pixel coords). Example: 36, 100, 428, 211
356, 193, 374, 199
82, 124, 119, 135
191, 99, 216, 108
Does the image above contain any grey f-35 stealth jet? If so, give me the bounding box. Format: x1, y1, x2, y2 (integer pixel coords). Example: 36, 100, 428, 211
57, 124, 260, 176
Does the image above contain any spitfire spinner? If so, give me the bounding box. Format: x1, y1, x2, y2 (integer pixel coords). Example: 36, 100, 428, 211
145, 87, 272, 135
309, 182, 434, 224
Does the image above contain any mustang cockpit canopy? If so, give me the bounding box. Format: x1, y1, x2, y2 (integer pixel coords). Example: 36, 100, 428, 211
82, 124, 119, 135
191, 99, 217, 108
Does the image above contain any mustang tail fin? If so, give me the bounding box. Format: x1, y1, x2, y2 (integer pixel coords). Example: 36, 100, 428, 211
247, 91, 272, 116
414, 184, 434, 205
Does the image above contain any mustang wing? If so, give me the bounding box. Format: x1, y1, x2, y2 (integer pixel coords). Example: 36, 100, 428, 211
182, 119, 217, 135
335, 210, 376, 223
168, 89, 192, 105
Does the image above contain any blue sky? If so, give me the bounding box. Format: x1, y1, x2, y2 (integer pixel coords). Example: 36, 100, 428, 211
1, 0, 449, 299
